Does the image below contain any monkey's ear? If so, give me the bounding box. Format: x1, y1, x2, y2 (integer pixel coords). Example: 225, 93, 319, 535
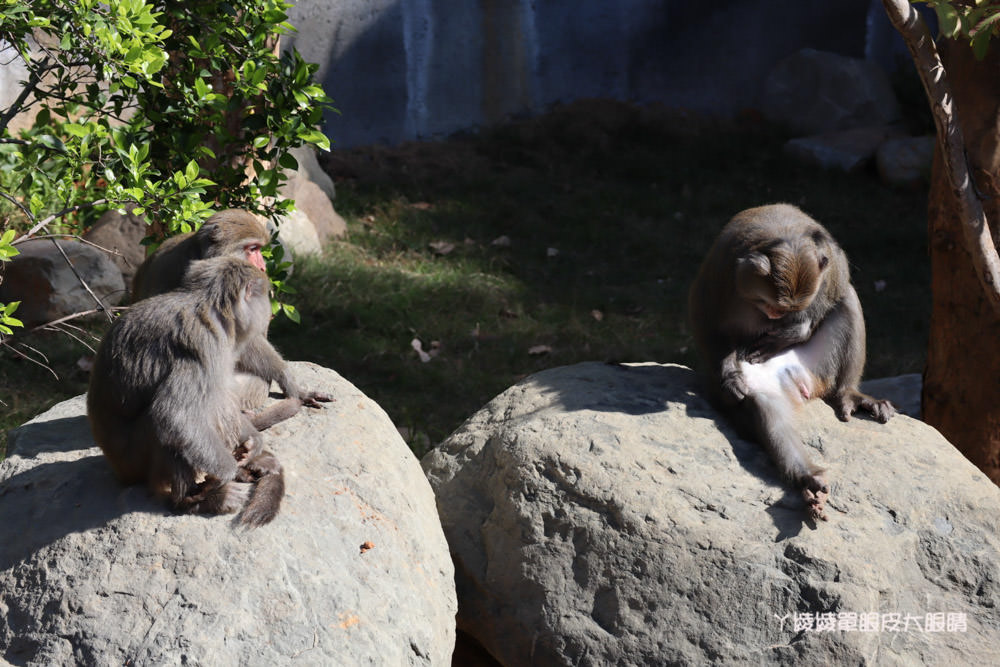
736, 252, 771, 278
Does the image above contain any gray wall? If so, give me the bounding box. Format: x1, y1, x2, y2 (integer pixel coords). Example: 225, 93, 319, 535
287, 0, 902, 147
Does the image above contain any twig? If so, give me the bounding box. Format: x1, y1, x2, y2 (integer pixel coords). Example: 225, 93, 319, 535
883, 0, 1000, 313
45, 238, 114, 322
14, 199, 109, 240
0, 56, 49, 134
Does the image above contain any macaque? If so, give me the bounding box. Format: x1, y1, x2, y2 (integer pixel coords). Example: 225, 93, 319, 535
132, 208, 268, 301
132, 208, 272, 410
88, 257, 329, 526
689, 204, 894, 521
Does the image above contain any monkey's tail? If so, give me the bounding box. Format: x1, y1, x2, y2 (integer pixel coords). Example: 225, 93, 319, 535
238, 451, 285, 527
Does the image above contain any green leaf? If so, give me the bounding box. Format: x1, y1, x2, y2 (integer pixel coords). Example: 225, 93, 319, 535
935, 3, 962, 38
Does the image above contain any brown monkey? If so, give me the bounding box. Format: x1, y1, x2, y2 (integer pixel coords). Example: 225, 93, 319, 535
132, 208, 269, 301
689, 204, 894, 521
88, 256, 329, 526
132, 208, 273, 410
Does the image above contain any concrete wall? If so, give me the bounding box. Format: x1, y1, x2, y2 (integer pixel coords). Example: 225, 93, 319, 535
286, 0, 907, 148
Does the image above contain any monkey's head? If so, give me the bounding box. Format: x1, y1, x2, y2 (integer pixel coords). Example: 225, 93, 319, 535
197, 209, 269, 273
735, 234, 830, 320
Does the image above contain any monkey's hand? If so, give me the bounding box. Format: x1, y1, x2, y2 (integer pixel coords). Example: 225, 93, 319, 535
300, 390, 333, 409
831, 390, 896, 424
801, 472, 829, 522
720, 369, 749, 405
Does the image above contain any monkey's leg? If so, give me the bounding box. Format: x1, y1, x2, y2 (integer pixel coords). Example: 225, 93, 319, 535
742, 393, 829, 521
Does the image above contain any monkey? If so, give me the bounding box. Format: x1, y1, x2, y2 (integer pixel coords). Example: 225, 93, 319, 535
131, 208, 269, 301
131, 208, 274, 411
688, 203, 894, 521
87, 256, 330, 526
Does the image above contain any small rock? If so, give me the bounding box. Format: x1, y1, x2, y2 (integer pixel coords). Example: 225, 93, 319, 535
783, 126, 905, 172
876, 135, 936, 188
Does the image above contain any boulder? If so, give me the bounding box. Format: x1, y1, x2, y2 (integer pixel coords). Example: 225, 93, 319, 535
422, 362, 1000, 666
0, 238, 126, 328
876, 135, 936, 189
81, 206, 152, 288
760, 48, 901, 136
277, 150, 347, 256
783, 126, 905, 172
0, 362, 456, 665
288, 145, 337, 201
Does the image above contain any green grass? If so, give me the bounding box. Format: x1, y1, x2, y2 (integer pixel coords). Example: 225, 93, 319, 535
1, 100, 930, 458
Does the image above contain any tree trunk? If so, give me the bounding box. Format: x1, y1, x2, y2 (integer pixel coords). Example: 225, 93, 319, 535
923, 38, 1000, 484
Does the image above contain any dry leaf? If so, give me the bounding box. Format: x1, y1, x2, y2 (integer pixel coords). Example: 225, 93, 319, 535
528, 344, 552, 356
874, 279, 887, 292
429, 240, 455, 255
411, 338, 432, 363
546, 247, 559, 258
410, 202, 433, 210
491, 235, 511, 247
360, 541, 375, 554
591, 309, 604, 322
76, 355, 94, 372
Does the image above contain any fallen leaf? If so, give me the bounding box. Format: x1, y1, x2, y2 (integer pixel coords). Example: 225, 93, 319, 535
360, 541, 375, 554
874, 279, 887, 292
491, 235, 511, 247
546, 247, 559, 258
411, 338, 432, 363
410, 201, 433, 210
528, 344, 552, 356
76, 355, 94, 372
429, 240, 455, 255
591, 309, 604, 322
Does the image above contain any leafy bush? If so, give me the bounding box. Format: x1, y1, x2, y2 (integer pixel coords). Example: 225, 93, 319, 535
0, 0, 333, 335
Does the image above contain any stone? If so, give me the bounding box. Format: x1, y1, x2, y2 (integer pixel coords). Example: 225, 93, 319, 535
0, 238, 126, 328
876, 135, 936, 189
783, 126, 905, 172
274, 206, 322, 257
760, 48, 901, 136
81, 206, 151, 288
0, 362, 456, 665
289, 145, 337, 201
423, 361, 1000, 666
277, 157, 347, 256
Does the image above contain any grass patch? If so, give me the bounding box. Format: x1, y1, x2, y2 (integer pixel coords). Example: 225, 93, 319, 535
2, 100, 930, 458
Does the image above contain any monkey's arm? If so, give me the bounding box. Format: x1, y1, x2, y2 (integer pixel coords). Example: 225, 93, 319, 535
236, 337, 326, 401
796, 289, 894, 423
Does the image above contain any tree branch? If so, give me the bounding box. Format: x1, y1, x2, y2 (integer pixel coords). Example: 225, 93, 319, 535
883, 0, 1000, 313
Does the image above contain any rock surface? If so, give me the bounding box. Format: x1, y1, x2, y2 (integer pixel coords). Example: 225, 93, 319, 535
81, 206, 151, 288
876, 135, 936, 189
423, 362, 1000, 666
760, 48, 900, 136
783, 126, 904, 172
0, 238, 126, 328
0, 362, 456, 666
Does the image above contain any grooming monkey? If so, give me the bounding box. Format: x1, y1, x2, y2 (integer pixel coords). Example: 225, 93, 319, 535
132, 208, 274, 410
88, 257, 329, 526
689, 204, 894, 520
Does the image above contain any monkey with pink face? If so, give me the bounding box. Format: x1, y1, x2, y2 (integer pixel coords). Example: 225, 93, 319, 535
689, 204, 894, 521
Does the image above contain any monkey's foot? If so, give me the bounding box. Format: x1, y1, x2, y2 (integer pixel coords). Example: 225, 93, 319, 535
302, 390, 333, 408
801, 474, 829, 522
833, 391, 896, 423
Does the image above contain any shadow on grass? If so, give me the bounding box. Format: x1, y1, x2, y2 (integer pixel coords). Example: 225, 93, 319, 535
274, 100, 929, 452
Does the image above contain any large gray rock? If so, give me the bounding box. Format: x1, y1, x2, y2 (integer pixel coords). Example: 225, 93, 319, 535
760, 48, 901, 136
783, 125, 905, 172
0, 362, 456, 666
423, 362, 1000, 666
0, 238, 126, 328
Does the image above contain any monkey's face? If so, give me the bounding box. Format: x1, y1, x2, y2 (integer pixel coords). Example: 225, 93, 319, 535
243, 241, 266, 272
736, 245, 828, 320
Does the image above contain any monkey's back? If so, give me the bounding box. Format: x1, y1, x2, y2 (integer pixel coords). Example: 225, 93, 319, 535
88, 292, 239, 483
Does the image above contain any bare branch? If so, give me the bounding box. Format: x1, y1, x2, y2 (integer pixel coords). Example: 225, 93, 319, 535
13, 199, 109, 240
0, 56, 50, 134
883, 0, 1000, 313
46, 238, 114, 322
